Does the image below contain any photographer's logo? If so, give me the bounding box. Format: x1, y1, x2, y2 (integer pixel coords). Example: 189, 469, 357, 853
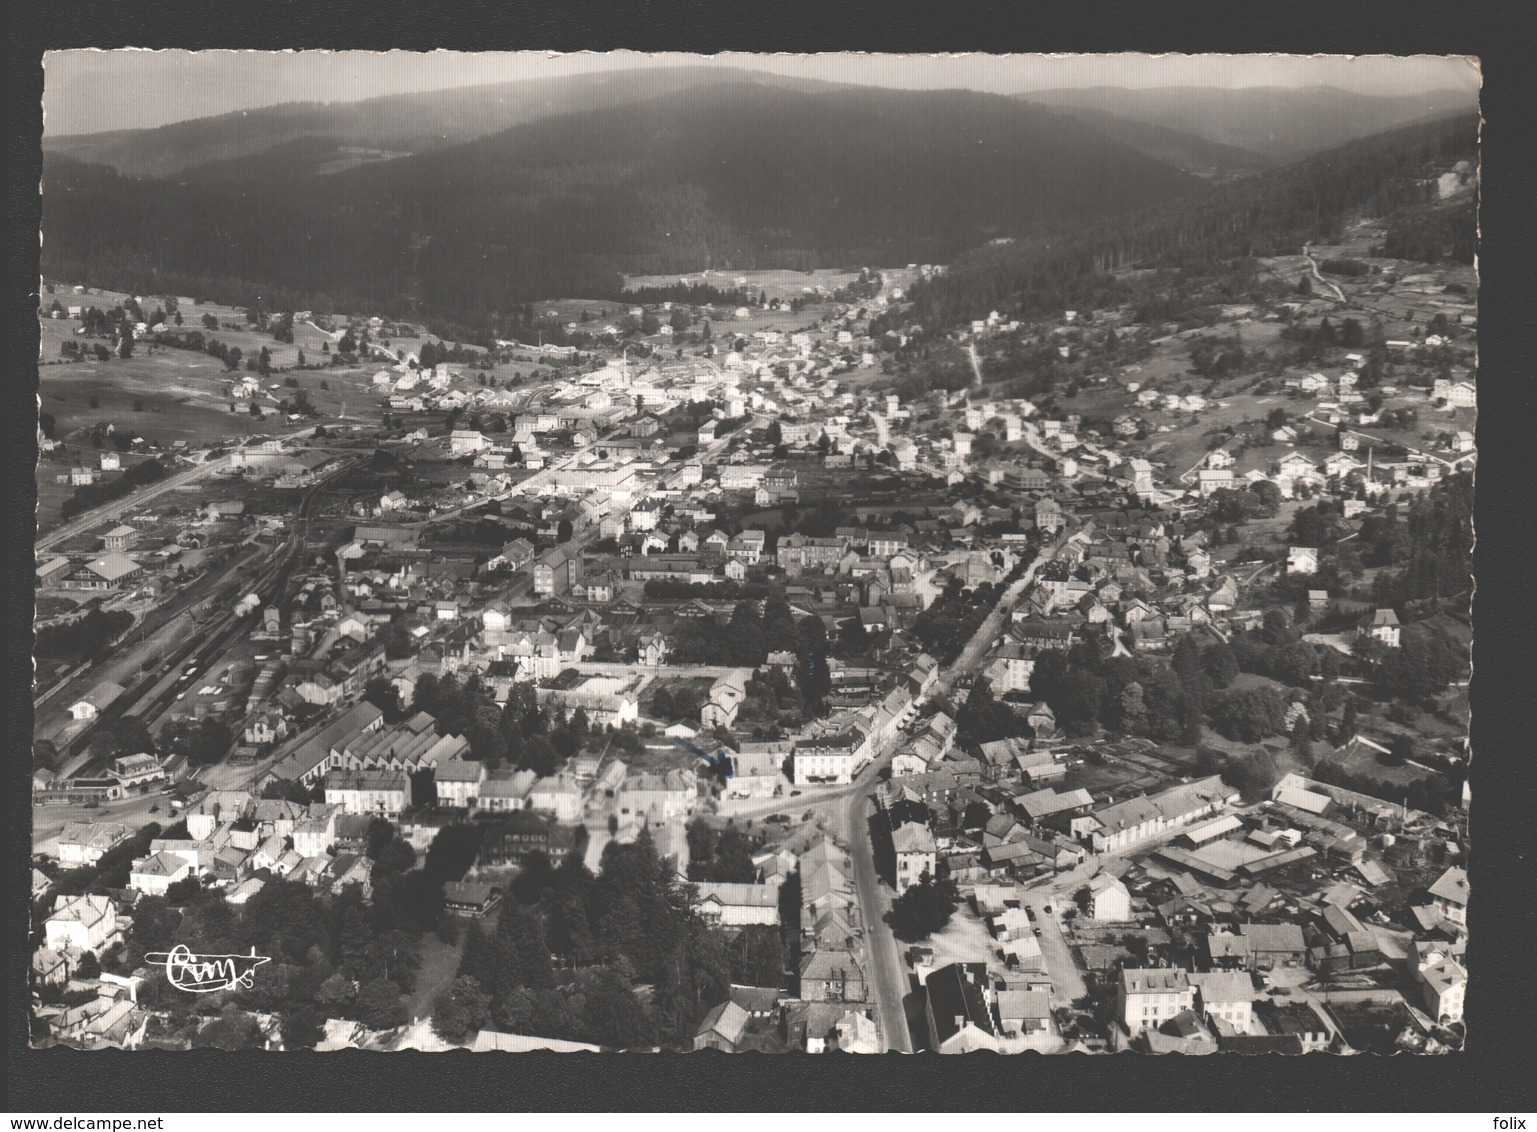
144, 945, 271, 993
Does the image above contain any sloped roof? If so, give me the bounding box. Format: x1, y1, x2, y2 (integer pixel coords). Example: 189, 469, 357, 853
926, 963, 995, 1043
695, 998, 751, 1048
1428, 866, 1468, 907
892, 822, 937, 855
695, 882, 778, 909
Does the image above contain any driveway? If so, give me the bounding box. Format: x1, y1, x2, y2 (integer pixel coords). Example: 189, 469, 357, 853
1020, 892, 1088, 1007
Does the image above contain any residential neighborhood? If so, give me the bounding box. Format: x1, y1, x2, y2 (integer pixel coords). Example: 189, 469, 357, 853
30, 54, 1476, 1061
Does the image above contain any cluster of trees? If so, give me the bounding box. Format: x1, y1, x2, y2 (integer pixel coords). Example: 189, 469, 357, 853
1206, 686, 1294, 743
910, 580, 998, 664
33, 608, 134, 659
59, 454, 168, 520
1373, 628, 1467, 701
667, 600, 832, 714
1014, 629, 1336, 750
1193, 745, 1285, 801
684, 820, 757, 883
956, 679, 1035, 746
113, 818, 434, 1049
648, 684, 702, 725
406, 672, 582, 775
1381, 199, 1476, 264
884, 869, 960, 943
1365, 473, 1473, 609
626, 282, 753, 308
158, 718, 235, 767
1226, 612, 1331, 688
58, 339, 117, 363
440, 830, 776, 1049
1020, 638, 1199, 742
1204, 481, 1282, 525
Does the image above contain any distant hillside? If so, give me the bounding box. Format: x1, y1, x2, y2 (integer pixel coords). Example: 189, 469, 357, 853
41, 83, 1204, 329
1017, 85, 1479, 162
42, 65, 850, 180
898, 112, 1479, 332
1008, 101, 1274, 177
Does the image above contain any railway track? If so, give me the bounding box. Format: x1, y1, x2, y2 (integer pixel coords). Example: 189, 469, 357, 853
55, 458, 361, 774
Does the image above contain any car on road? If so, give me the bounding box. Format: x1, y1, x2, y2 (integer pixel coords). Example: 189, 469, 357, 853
790, 790, 802, 796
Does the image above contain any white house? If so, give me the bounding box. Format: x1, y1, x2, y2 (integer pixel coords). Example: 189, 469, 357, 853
435, 759, 488, 809
1085, 873, 1132, 922
1362, 607, 1402, 649
129, 851, 193, 897
892, 822, 937, 893
44, 894, 120, 953
693, 882, 781, 928
1119, 967, 1194, 1034
1189, 970, 1257, 1035
1286, 547, 1319, 575
1427, 866, 1468, 927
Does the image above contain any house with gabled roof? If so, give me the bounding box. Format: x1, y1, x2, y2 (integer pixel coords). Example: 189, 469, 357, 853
1427, 865, 1468, 927
1360, 606, 1402, 648
44, 893, 121, 953
1119, 967, 1194, 1034
693, 999, 751, 1052
925, 963, 999, 1053
693, 882, 780, 928
1085, 873, 1132, 922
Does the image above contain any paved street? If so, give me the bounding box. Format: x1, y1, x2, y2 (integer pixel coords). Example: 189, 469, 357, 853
937, 533, 1062, 697
32, 789, 172, 855
842, 751, 913, 1052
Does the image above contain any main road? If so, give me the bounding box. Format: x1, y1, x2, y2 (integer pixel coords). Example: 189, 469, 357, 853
37, 455, 232, 554
939, 530, 1066, 698
842, 748, 913, 1051
832, 530, 1065, 1050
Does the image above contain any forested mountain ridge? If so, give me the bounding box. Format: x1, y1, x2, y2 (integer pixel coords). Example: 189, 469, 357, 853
1016, 85, 1479, 161
40, 83, 1202, 324
895, 112, 1478, 332
1005, 104, 1276, 177
42, 65, 850, 180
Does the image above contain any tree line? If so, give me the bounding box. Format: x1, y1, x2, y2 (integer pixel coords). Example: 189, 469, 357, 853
899, 113, 1478, 333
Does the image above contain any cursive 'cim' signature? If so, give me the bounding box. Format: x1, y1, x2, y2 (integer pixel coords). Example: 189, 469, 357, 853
143, 945, 271, 993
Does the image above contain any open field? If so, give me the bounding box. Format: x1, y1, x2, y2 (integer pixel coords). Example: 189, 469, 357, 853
525, 297, 634, 326
624, 267, 863, 302
1318, 740, 1437, 789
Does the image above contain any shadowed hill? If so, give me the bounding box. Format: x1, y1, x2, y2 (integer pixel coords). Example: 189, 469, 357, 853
41, 82, 1204, 325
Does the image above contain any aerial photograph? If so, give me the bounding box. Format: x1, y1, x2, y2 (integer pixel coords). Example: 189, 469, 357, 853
29, 50, 1478, 1055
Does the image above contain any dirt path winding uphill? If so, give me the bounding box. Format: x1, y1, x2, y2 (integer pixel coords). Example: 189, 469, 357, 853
1302, 245, 1348, 303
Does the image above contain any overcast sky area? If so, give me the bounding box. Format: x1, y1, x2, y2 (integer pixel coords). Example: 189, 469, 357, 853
44, 50, 1481, 137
